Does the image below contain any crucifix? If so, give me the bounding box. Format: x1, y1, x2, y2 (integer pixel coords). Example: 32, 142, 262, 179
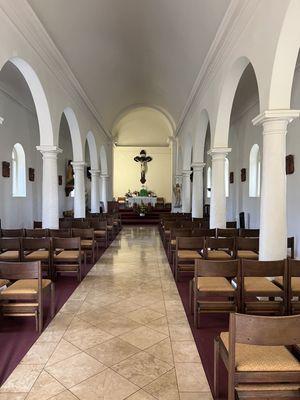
134, 149, 152, 184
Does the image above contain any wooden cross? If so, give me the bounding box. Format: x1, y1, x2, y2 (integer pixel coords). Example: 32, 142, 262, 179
134, 150, 152, 184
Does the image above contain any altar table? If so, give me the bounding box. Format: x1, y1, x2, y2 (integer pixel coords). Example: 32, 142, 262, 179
127, 196, 157, 207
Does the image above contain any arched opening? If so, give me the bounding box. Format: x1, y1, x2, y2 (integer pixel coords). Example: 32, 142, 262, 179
12, 143, 26, 197
207, 166, 212, 199
249, 144, 261, 197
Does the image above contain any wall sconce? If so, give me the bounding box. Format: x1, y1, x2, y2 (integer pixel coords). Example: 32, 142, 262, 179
0, 117, 4, 125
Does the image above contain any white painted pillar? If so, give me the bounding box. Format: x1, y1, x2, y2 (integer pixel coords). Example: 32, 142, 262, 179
253, 110, 300, 261
90, 169, 100, 213
72, 161, 86, 218
192, 162, 205, 218
168, 136, 177, 207
36, 145, 62, 229
208, 148, 231, 229
101, 174, 109, 212
181, 170, 191, 213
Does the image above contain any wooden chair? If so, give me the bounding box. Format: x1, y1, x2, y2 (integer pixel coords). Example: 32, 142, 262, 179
192, 228, 216, 238
192, 259, 239, 327
288, 258, 300, 315
214, 313, 300, 400
240, 259, 287, 315
25, 229, 49, 238
59, 219, 72, 229
1, 229, 24, 238
204, 237, 236, 260
226, 221, 237, 228
22, 238, 52, 278
288, 236, 295, 259
168, 228, 192, 267
0, 261, 55, 333
52, 237, 82, 281
236, 237, 259, 260
33, 221, 42, 229
49, 229, 71, 238
217, 228, 239, 238
0, 238, 21, 262
72, 228, 96, 264
174, 237, 204, 281
71, 220, 90, 229
239, 228, 259, 238
90, 220, 108, 249
106, 216, 116, 241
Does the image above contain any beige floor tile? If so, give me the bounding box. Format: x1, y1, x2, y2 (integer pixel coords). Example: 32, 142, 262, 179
126, 307, 164, 324
63, 317, 113, 350
146, 317, 169, 335
96, 315, 142, 336
148, 301, 166, 314
126, 390, 157, 399
26, 371, 64, 400
0, 365, 43, 393
144, 369, 180, 400
120, 326, 167, 350
77, 308, 116, 326
172, 341, 200, 363
21, 342, 57, 365
168, 325, 194, 342
0, 394, 27, 399
179, 392, 213, 400
85, 337, 140, 366
112, 351, 173, 387
145, 338, 174, 365
70, 368, 139, 400
45, 352, 106, 388
175, 363, 210, 393
46, 339, 81, 366
107, 299, 144, 314
49, 391, 78, 400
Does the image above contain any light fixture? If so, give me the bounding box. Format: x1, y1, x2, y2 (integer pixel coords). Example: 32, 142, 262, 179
0, 117, 4, 125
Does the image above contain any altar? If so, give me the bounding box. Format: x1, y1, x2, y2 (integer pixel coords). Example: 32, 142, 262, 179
127, 196, 157, 207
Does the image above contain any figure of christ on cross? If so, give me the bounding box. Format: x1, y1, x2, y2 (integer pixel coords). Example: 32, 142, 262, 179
134, 149, 153, 184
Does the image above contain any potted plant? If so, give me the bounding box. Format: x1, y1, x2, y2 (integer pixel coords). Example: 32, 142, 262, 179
138, 203, 148, 217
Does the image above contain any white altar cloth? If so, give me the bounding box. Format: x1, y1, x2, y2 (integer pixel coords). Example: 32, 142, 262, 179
127, 196, 157, 207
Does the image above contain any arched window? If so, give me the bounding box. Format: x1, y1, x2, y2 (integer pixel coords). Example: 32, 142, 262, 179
12, 143, 26, 197
249, 144, 261, 197
225, 157, 229, 198
207, 166, 212, 198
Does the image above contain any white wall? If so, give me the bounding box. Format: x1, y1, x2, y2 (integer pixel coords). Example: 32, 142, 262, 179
113, 146, 172, 202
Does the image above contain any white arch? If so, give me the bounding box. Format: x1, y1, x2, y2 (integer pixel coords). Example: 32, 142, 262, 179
12, 143, 26, 197
213, 56, 260, 148
192, 109, 210, 163
3, 57, 54, 146
100, 145, 108, 175
62, 107, 84, 161
86, 131, 99, 170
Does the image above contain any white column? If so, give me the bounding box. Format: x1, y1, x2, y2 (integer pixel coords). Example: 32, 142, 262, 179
90, 169, 100, 213
181, 170, 191, 213
168, 136, 177, 207
192, 162, 205, 218
208, 148, 231, 229
36, 145, 62, 229
252, 110, 300, 261
101, 174, 109, 212
72, 161, 86, 218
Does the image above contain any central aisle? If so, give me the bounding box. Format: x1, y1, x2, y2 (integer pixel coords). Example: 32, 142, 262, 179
1, 226, 212, 399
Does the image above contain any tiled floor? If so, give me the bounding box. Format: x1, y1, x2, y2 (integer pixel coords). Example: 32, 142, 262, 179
0, 226, 212, 400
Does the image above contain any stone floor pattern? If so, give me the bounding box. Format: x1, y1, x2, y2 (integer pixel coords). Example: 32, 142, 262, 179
0, 226, 212, 400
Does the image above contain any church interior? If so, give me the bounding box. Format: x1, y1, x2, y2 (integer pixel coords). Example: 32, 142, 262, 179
1, 1, 300, 399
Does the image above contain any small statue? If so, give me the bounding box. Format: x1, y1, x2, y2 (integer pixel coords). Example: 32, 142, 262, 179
65, 160, 74, 197
173, 183, 182, 207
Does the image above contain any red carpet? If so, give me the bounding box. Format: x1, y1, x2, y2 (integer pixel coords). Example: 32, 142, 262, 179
0, 248, 105, 386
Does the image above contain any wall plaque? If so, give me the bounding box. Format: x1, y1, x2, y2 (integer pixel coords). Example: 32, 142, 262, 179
241, 168, 246, 182
58, 175, 63, 186
229, 171, 234, 184
29, 168, 35, 182
2, 161, 10, 178
286, 154, 294, 175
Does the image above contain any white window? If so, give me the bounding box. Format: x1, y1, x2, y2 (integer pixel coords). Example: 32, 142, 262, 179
207, 166, 211, 198
12, 143, 26, 197
225, 157, 229, 198
249, 144, 261, 197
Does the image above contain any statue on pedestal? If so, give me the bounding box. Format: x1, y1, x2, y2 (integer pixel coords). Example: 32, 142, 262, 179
173, 183, 182, 207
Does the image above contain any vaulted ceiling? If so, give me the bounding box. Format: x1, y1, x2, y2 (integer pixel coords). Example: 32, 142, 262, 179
27, 0, 230, 134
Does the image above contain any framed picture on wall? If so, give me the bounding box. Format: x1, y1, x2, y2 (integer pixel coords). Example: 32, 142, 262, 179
286, 154, 294, 175
2, 161, 10, 178
29, 168, 35, 182
241, 168, 246, 182
229, 171, 234, 184
58, 175, 63, 185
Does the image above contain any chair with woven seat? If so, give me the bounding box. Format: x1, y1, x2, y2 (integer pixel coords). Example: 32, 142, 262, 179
239, 228, 259, 238
33, 221, 42, 229
0, 238, 21, 262
217, 228, 239, 238
90, 220, 108, 249
192, 259, 239, 327
204, 237, 236, 260
236, 237, 259, 260
72, 228, 96, 265
25, 229, 49, 238
52, 237, 82, 281
240, 259, 287, 315
226, 221, 237, 228
288, 258, 300, 314
214, 313, 300, 400
175, 237, 204, 281
22, 238, 52, 278
0, 261, 55, 333
59, 219, 72, 229
71, 220, 90, 229
192, 228, 216, 238
1, 229, 24, 238
168, 228, 192, 267
49, 229, 71, 238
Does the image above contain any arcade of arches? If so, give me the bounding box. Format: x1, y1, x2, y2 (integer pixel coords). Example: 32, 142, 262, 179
1, 1, 300, 399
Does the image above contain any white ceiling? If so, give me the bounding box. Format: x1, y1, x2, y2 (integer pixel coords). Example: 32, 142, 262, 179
27, 0, 230, 133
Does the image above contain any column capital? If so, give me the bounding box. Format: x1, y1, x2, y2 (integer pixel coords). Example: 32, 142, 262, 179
90, 169, 101, 177
36, 145, 62, 158
208, 147, 231, 159
71, 161, 86, 170
252, 109, 300, 128
101, 174, 109, 180
182, 169, 191, 177
191, 162, 205, 171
